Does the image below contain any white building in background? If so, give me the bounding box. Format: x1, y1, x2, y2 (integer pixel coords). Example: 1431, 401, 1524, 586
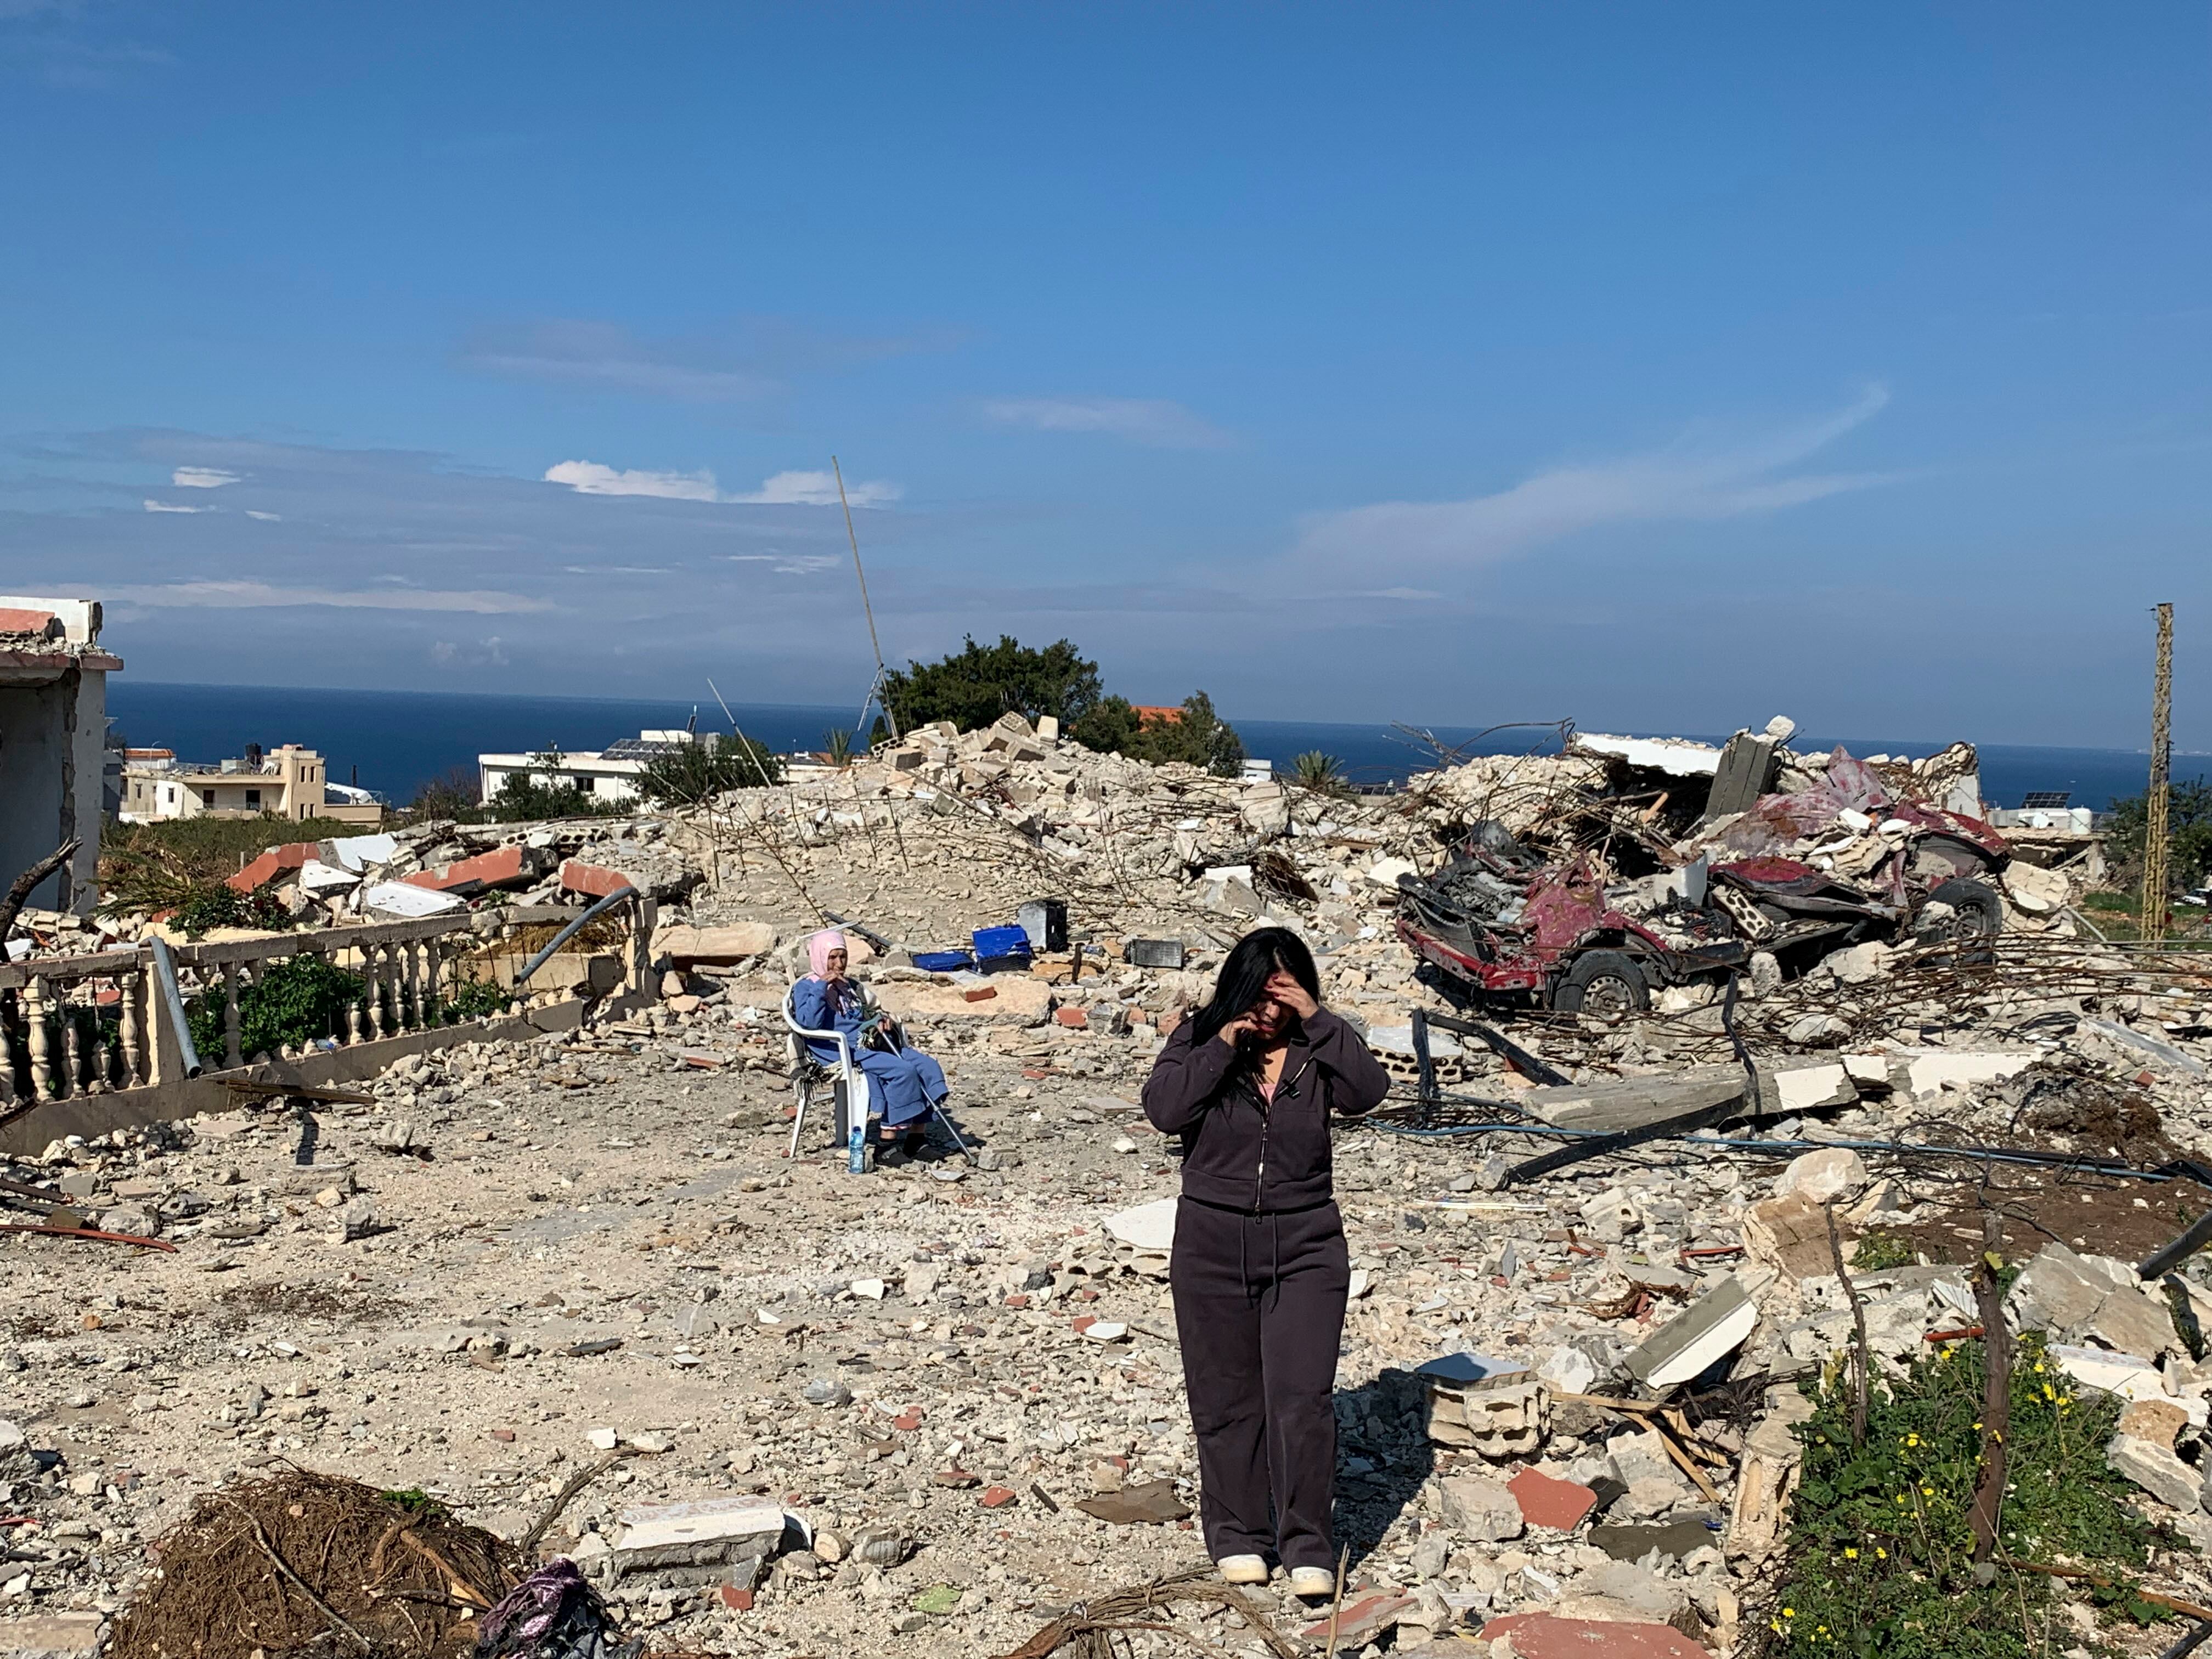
476, 731, 698, 806
119, 742, 383, 825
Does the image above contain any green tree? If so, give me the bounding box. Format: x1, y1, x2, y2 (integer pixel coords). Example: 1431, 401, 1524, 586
1291, 751, 1348, 794
1114, 691, 1245, 778
636, 733, 786, 807
824, 729, 856, 769
882, 635, 1107, 733
2106, 780, 2212, 894
486, 750, 621, 821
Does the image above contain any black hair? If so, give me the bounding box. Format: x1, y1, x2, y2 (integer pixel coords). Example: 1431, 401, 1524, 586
1188, 926, 1322, 1048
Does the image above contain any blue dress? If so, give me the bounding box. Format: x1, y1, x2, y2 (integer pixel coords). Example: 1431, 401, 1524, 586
789, 976, 949, 1128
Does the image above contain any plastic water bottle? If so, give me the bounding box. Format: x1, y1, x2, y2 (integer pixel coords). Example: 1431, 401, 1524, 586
848, 1116, 866, 1173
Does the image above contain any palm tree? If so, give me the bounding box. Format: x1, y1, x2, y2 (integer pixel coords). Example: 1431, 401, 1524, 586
825, 728, 856, 769
1293, 751, 1350, 795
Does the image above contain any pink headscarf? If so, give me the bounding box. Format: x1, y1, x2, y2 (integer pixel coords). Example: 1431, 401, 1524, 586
806, 928, 849, 980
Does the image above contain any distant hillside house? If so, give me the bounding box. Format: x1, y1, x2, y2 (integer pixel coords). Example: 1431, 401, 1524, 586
121, 743, 382, 825
477, 731, 699, 806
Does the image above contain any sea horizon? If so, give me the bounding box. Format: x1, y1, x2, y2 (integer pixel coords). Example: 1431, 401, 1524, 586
103, 678, 2205, 813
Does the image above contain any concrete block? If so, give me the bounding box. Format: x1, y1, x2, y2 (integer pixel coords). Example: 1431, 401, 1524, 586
1772, 1147, 1867, 1205
1625, 1277, 1758, 1390
656, 923, 777, 965
2107, 1433, 2203, 1510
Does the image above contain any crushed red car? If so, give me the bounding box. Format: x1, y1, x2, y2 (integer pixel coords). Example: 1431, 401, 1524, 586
1396, 794, 2011, 1020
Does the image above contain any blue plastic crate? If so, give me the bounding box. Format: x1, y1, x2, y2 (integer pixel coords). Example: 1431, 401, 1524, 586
971, 925, 1032, 961
912, 950, 974, 973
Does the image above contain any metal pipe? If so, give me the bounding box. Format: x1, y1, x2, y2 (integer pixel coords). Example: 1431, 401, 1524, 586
148, 937, 202, 1079
514, 886, 638, 988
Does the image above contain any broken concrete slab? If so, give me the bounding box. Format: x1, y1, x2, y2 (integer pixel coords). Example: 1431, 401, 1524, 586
654, 923, 778, 966
1592, 1514, 1722, 1562
1100, 1197, 1176, 1254
1436, 1472, 1524, 1541
2106, 1432, 2203, 1511
1741, 1193, 1841, 1284
1299, 1592, 1417, 1649
611, 1496, 789, 1575
360, 881, 466, 919
1626, 1277, 1758, 1390
1519, 1068, 1746, 1135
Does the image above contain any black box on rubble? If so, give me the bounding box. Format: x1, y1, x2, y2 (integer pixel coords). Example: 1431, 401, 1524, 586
1125, 938, 1186, 969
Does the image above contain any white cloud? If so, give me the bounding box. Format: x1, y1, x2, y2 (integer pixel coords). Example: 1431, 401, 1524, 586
143, 498, 211, 513
982, 396, 1233, 450
171, 466, 239, 488
244, 510, 281, 521
564, 564, 672, 575
464, 321, 780, 402
1297, 386, 1893, 571
1359, 587, 1442, 601
729, 470, 900, 506
722, 553, 842, 575
544, 461, 900, 507
109, 580, 553, 614
543, 460, 720, 501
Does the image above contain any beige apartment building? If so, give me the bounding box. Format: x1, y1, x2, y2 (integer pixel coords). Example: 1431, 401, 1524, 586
120, 743, 383, 825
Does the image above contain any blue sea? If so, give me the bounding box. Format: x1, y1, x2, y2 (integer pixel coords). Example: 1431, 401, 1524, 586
103, 680, 2205, 813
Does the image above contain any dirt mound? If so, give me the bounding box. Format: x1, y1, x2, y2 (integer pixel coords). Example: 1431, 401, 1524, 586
110, 1469, 524, 1659
2001, 1063, 2178, 1167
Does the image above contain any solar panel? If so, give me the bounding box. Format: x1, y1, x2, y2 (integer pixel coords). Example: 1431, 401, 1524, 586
599, 737, 691, 759
2021, 791, 2072, 809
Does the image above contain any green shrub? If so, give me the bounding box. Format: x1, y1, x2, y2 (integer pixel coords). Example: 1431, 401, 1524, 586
170, 883, 295, 939
188, 955, 366, 1062
1753, 1331, 2175, 1658
439, 974, 514, 1024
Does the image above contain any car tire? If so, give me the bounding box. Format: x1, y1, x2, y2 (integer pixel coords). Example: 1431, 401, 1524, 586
1923, 877, 2004, 938
1552, 950, 1650, 1021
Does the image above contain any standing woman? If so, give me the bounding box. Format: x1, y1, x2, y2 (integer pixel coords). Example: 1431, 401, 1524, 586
1141, 926, 1392, 1596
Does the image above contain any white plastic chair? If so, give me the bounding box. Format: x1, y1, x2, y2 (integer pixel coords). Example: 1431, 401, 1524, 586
781, 980, 970, 1163
783, 981, 871, 1159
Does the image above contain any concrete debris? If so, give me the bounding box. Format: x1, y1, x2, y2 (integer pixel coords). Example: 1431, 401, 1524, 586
12, 707, 2212, 1657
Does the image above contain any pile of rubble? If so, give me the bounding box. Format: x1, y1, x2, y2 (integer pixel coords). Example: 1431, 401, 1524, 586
14, 710, 2212, 1656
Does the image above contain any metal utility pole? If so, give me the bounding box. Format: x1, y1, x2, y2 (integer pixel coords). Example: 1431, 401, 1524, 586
833, 456, 899, 742
2144, 602, 2175, 944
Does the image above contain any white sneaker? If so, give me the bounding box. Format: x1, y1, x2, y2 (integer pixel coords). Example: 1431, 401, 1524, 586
1288, 1566, 1337, 1599
1217, 1554, 1269, 1585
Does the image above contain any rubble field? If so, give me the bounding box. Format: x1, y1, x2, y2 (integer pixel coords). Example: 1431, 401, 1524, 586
8, 713, 2212, 1658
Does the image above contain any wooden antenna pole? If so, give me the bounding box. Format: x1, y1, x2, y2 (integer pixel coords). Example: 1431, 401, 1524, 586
2145, 602, 2175, 945
832, 456, 899, 741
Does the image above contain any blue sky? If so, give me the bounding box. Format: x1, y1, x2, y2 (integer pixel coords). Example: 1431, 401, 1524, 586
4, 3, 2209, 747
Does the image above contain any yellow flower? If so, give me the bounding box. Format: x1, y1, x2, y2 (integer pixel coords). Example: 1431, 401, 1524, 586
1877, 1547, 1888, 1559
1784, 1608, 1796, 1618
1844, 1548, 1858, 1559
1905, 1433, 1920, 1447
1921, 1486, 1934, 1497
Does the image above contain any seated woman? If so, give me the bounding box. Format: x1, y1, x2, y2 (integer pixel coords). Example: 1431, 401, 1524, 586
790, 928, 950, 1158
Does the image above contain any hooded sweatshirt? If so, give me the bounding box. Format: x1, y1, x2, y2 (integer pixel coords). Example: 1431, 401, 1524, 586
1141, 1009, 1392, 1212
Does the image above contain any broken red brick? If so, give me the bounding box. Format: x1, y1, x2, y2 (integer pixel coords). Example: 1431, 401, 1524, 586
1002, 1294, 1030, 1310
226, 842, 317, 893
961, 985, 998, 1002
1297, 1593, 1414, 1647
979, 1486, 1018, 1509
1509, 1466, 1599, 1532
560, 859, 634, 899
718, 1585, 754, 1611
1054, 1005, 1088, 1028
893, 1409, 924, 1432
1071, 1316, 1097, 1334
488, 1429, 516, 1443
1477, 1613, 1711, 1658
934, 1468, 979, 1488
404, 845, 534, 894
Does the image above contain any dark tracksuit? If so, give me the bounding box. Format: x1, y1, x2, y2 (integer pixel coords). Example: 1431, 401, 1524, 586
1141, 1008, 1392, 1570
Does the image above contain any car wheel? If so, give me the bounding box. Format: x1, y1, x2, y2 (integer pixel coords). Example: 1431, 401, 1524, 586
1553, 950, 1650, 1021
1921, 877, 2004, 939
